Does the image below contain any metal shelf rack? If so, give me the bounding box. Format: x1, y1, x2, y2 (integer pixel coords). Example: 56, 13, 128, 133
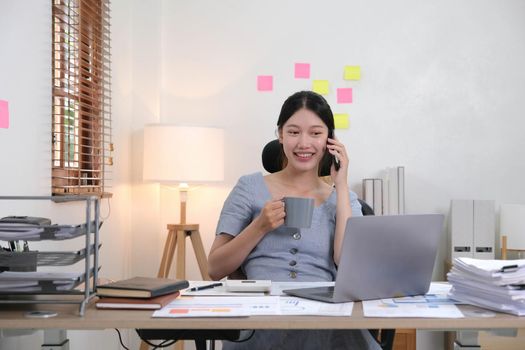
0, 195, 101, 316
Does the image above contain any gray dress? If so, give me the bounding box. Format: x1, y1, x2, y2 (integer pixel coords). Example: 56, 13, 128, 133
216, 172, 381, 350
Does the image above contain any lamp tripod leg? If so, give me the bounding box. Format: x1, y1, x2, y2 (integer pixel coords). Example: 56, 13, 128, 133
190, 230, 211, 280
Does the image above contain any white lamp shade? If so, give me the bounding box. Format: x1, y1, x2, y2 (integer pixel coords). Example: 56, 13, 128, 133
143, 125, 224, 184
500, 204, 525, 250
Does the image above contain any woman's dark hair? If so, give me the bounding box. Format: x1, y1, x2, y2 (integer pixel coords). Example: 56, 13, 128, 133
277, 91, 335, 131
276, 91, 335, 176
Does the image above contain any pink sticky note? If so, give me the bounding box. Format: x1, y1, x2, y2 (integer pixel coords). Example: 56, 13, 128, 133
294, 63, 310, 79
257, 75, 273, 92
0, 100, 9, 129
337, 88, 353, 104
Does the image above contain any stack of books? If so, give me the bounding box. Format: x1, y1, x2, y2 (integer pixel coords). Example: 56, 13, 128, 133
96, 277, 189, 310
447, 257, 525, 316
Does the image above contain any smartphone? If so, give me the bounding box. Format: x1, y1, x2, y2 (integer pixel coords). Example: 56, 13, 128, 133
332, 154, 340, 171
328, 130, 340, 171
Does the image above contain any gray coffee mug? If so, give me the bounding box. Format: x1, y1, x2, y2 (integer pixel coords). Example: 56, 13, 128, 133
284, 197, 315, 228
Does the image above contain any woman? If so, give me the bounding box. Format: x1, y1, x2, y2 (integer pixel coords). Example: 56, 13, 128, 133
208, 91, 380, 350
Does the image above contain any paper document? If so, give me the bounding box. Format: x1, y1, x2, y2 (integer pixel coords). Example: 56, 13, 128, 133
279, 297, 353, 316
0, 271, 83, 281
448, 257, 525, 316
0, 272, 82, 292
363, 299, 464, 318
153, 296, 279, 318
453, 257, 525, 285
153, 294, 353, 318
428, 282, 453, 295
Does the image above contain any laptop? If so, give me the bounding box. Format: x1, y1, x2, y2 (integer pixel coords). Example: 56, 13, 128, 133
283, 214, 444, 303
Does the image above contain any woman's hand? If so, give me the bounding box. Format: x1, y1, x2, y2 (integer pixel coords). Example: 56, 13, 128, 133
327, 137, 349, 188
253, 198, 286, 233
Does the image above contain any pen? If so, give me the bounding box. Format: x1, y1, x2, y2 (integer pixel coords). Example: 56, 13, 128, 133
189, 282, 223, 292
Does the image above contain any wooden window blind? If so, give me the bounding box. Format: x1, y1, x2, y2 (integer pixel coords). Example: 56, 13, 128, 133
52, 0, 112, 197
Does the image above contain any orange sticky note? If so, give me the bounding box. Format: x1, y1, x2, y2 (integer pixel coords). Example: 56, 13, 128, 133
294, 63, 310, 79
312, 80, 329, 95
257, 76, 273, 92
337, 88, 353, 104
344, 66, 361, 80
334, 113, 349, 129
0, 100, 9, 129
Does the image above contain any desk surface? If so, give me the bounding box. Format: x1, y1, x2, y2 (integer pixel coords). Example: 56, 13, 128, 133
0, 301, 524, 331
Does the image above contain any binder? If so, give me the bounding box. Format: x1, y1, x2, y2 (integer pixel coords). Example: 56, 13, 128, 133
381, 171, 390, 215
473, 200, 495, 259
450, 200, 474, 260
388, 167, 398, 215
450, 200, 495, 261
362, 178, 383, 215
397, 167, 405, 215
373, 178, 383, 215
362, 179, 374, 209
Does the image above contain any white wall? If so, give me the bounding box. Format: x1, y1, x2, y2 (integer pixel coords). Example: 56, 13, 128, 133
152, 0, 525, 277
0, 0, 132, 349
2, 1, 525, 349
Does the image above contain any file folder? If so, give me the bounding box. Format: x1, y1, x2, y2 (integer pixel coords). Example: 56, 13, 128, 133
473, 200, 495, 259
450, 200, 495, 261
450, 200, 474, 260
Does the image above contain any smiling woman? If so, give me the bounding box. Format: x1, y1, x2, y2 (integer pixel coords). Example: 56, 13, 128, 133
206, 91, 381, 350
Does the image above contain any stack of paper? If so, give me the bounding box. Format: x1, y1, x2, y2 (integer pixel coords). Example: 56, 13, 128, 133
447, 257, 525, 316
0, 271, 84, 292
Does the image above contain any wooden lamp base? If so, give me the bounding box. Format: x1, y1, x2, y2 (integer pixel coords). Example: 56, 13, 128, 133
140, 224, 210, 350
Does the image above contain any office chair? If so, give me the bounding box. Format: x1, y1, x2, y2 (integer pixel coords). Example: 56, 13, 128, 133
262, 139, 395, 350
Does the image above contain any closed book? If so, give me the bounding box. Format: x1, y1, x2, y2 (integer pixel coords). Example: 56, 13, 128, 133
96, 277, 189, 298
96, 291, 180, 310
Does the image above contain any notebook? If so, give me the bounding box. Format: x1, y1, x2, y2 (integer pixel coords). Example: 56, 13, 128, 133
96, 291, 180, 309
283, 214, 444, 303
97, 277, 189, 298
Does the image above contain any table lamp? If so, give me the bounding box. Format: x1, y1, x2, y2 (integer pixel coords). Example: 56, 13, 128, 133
500, 204, 525, 259
142, 125, 224, 281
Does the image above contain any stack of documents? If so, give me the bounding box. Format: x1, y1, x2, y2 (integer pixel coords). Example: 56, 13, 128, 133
0, 271, 84, 292
447, 257, 525, 316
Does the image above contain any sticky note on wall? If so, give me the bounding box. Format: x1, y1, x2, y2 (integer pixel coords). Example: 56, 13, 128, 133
334, 113, 349, 129
337, 88, 353, 104
344, 66, 361, 80
257, 76, 273, 91
294, 63, 310, 79
312, 80, 329, 95
0, 100, 9, 129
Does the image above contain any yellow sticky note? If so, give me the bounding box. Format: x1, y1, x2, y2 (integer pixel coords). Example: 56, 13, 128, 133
334, 113, 349, 129
312, 80, 329, 95
344, 66, 361, 80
